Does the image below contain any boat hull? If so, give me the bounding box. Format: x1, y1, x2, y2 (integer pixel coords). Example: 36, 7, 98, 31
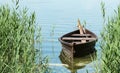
59, 29, 97, 57
61, 40, 96, 57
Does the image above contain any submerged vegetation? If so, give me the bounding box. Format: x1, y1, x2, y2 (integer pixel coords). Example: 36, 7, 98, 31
100, 2, 120, 73
0, 0, 48, 73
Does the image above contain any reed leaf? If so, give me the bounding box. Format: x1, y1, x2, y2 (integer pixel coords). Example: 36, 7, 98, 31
0, 1, 48, 73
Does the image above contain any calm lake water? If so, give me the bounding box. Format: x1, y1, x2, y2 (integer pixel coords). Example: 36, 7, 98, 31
0, 0, 120, 73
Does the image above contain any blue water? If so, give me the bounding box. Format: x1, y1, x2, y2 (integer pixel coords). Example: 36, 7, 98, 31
0, 0, 120, 73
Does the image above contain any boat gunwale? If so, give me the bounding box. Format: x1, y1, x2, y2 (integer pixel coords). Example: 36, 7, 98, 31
58, 29, 98, 46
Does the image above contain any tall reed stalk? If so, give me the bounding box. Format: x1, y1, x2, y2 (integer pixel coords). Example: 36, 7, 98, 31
0, 0, 48, 73
100, 3, 120, 73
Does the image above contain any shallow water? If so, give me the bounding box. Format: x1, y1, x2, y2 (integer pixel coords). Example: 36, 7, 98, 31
0, 0, 120, 73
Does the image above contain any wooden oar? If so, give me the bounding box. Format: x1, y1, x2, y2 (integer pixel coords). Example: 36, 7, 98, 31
77, 19, 84, 34
77, 19, 86, 42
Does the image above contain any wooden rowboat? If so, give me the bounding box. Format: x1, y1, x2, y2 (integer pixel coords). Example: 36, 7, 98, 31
58, 29, 98, 57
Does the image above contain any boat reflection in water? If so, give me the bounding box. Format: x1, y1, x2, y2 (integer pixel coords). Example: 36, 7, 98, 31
59, 49, 97, 73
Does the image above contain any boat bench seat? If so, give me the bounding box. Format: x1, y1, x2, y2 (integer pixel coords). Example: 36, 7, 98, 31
71, 34, 92, 37
62, 37, 96, 41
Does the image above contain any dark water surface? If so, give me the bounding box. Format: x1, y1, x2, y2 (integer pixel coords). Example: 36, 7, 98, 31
0, 0, 119, 73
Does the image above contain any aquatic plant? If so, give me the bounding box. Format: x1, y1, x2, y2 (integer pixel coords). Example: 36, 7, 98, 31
0, 0, 48, 73
100, 2, 120, 73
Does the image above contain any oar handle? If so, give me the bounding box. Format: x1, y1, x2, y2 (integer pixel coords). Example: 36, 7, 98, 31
77, 19, 84, 34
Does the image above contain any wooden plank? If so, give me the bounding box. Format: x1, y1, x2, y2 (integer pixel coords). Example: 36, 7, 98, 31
62, 37, 96, 40
62, 47, 73, 58
71, 34, 91, 37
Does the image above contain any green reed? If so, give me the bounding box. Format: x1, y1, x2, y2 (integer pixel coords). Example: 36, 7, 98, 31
99, 2, 120, 73
0, 0, 48, 73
